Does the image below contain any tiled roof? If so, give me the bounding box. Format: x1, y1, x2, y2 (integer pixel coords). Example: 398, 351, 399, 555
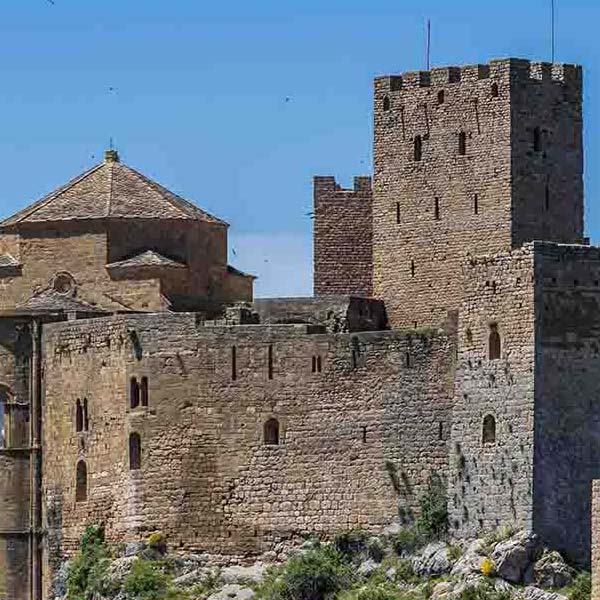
17, 289, 108, 314
1, 151, 226, 227
227, 264, 256, 279
106, 250, 187, 270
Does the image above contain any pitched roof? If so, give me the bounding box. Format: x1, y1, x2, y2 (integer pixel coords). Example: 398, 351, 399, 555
16, 289, 108, 314
1, 150, 226, 228
106, 250, 187, 270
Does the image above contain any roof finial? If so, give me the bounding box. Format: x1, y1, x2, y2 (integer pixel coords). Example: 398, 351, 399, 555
104, 149, 120, 163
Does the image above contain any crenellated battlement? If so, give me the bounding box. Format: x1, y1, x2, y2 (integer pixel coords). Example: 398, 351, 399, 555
313, 175, 372, 197
375, 58, 581, 91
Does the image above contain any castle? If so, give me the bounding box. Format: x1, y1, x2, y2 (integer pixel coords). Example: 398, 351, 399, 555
0, 57, 596, 600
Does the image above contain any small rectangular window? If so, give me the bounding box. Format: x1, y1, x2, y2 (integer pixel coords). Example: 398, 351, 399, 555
231, 346, 237, 380
311, 356, 316, 373
395, 202, 401, 224
268, 345, 274, 380
361, 425, 367, 443
317, 356, 322, 372
410, 260, 415, 278
474, 194, 479, 215
434, 197, 440, 220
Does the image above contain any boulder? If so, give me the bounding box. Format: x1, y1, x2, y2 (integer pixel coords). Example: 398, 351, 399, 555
450, 541, 487, 579
358, 558, 379, 577
221, 564, 267, 585
492, 531, 543, 583
208, 584, 255, 600
533, 551, 574, 589
123, 540, 147, 557
413, 542, 453, 577
519, 585, 568, 600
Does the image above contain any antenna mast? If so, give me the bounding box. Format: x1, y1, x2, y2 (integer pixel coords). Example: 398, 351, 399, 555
426, 19, 431, 70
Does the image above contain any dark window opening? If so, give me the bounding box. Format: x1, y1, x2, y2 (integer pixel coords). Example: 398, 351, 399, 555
129, 432, 141, 470
533, 127, 542, 152
491, 82, 499, 98
76, 460, 87, 502
482, 414, 496, 444
361, 425, 367, 443
434, 197, 440, 220
352, 350, 358, 369
83, 397, 89, 431
438, 421, 444, 440
437, 90, 445, 104
414, 135, 422, 161
410, 260, 415, 278
396, 202, 401, 224
140, 377, 148, 407
264, 418, 280, 446
267, 345, 274, 380
311, 356, 317, 373
474, 194, 479, 215
317, 356, 322, 372
130, 377, 140, 409
489, 325, 501, 360
383, 95, 391, 112
75, 399, 83, 433
545, 184, 550, 211
406, 352, 412, 368
231, 346, 237, 381
458, 132, 467, 156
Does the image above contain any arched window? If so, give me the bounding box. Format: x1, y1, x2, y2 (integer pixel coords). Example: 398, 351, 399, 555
130, 377, 140, 409
83, 398, 89, 431
76, 460, 87, 502
533, 127, 542, 152
129, 432, 141, 470
489, 325, 501, 360
491, 82, 499, 98
140, 377, 148, 408
437, 90, 445, 104
75, 399, 83, 433
482, 415, 496, 444
458, 132, 467, 156
264, 419, 280, 446
414, 135, 422, 161
383, 95, 391, 112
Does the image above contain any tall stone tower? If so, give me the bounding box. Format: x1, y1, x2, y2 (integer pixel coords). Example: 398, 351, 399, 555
372, 59, 583, 328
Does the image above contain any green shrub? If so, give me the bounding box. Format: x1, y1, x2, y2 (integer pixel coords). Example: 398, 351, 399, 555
366, 537, 386, 563
417, 473, 447, 539
391, 526, 425, 556
338, 580, 421, 600
66, 523, 115, 600
457, 582, 512, 600
333, 530, 368, 562
568, 572, 591, 600
147, 532, 167, 553
122, 559, 169, 599
446, 544, 463, 562
255, 544, 353, 600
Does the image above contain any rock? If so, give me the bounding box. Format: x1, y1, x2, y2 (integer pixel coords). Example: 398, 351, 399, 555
358, 558, 379, 577
123, 540, 147, 557
533, 551, 574, 589
493, 578, 515, 593
49, 561, 69, 600
208, 584, 255, 600
173, 566, 219, 588
492, 531, 543, 583
431, 580, 454, 599
519, 585, 568, 600
221, 564, 267, 585
451, 550, 486, 578
413, 542, 452, 577
106, 555, 137, 585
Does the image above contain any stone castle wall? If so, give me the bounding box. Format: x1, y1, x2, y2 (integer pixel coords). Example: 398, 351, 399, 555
449, 245, 536, 539
372, 59, 582, 329
533, 243, 600, 565
41, 313, 455, 569
313, 176, 373, 297
592, 480, 600, 600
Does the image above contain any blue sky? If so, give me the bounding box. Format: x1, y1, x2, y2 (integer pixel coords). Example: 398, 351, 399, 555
0, 0, 597, 296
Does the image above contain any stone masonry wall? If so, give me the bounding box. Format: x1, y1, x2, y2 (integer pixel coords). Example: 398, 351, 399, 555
372, 59, 582, 329
41, 313, 455, 575
314, 176, 373, 297
449, 245, 536, 538
533, 242, 600, 566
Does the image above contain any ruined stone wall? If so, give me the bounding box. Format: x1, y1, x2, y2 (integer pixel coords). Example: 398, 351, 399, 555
41, 313, 455, 570
533, 242, 600, 566
449, 245, 536, 538
314, 176, 373, 297
372, 59, 582, 329
0, 318, 33, 600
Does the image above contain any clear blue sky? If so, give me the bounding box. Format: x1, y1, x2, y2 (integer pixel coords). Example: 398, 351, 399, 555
0, 0, 597, 296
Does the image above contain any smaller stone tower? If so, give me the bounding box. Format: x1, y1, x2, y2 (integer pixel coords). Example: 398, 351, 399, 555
372, 59, 583, 329
313, 176, 373, 297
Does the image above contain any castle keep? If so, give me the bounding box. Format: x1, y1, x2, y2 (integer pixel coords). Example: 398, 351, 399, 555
0, 58, 597, 600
